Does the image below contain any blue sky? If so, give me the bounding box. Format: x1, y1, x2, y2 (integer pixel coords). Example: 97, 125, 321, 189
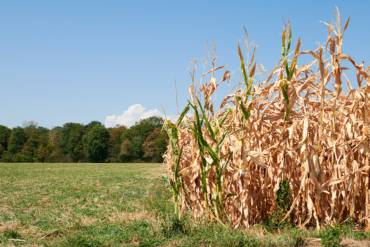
1, 1, 369, 128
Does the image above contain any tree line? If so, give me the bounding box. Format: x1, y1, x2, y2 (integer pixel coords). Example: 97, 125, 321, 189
0, 117, 168, 163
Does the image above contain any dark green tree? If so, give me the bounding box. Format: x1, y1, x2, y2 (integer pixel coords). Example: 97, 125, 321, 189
21, 122, 49, 162
83, 124, 109, 162
0, 117, 168, 163
119, 116, 164, 162
0, 125, 11, 159
8, 127, 27, 155
47, 127, 65, 162
60, 123, 85, 162
85, 121, 103, 131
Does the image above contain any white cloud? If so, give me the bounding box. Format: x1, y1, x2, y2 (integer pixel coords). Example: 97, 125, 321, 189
104, 104, 166, 128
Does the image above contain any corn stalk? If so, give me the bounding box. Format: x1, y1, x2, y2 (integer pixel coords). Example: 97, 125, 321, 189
164, 9, 370, 229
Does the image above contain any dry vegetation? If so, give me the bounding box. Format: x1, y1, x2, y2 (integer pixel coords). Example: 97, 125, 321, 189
164, 9, 370, 230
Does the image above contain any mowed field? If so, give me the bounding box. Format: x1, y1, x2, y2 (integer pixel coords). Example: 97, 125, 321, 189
0, 163, 168, 246
1, 163, 370, 247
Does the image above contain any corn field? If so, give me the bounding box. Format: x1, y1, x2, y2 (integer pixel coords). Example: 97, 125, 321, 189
164, 10, 370, 229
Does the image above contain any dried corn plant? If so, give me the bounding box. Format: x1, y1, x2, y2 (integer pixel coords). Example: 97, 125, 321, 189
164, 10, 370, 229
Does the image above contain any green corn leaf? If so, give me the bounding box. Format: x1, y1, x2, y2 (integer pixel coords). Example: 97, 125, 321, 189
164, 122, 179, 155
216, 131, 228, 154
218, 131, 228, 147
236, 96, 251, 120
281, 30, 286, 57
285, 62, 291, 80
196, 98, 216, 142
174, 147, 183, 176
204, 143, 219, 163
281, 82, 289, 104
238, 45, 249, 88
190, 103, 202, 132
177, 104, 190, 126
287, 27, 292, 53
219, 109, 231, 126
288, 38, 301, 80
200, 162, 207, 194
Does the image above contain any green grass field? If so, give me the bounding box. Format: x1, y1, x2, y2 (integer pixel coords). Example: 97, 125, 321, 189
1, 163, 370, 247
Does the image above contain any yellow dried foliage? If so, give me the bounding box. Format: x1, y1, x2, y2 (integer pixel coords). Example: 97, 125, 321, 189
164, 11, 370, 229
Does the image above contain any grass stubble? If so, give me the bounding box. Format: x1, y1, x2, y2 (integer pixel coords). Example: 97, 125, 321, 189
0, 163, 370, 246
